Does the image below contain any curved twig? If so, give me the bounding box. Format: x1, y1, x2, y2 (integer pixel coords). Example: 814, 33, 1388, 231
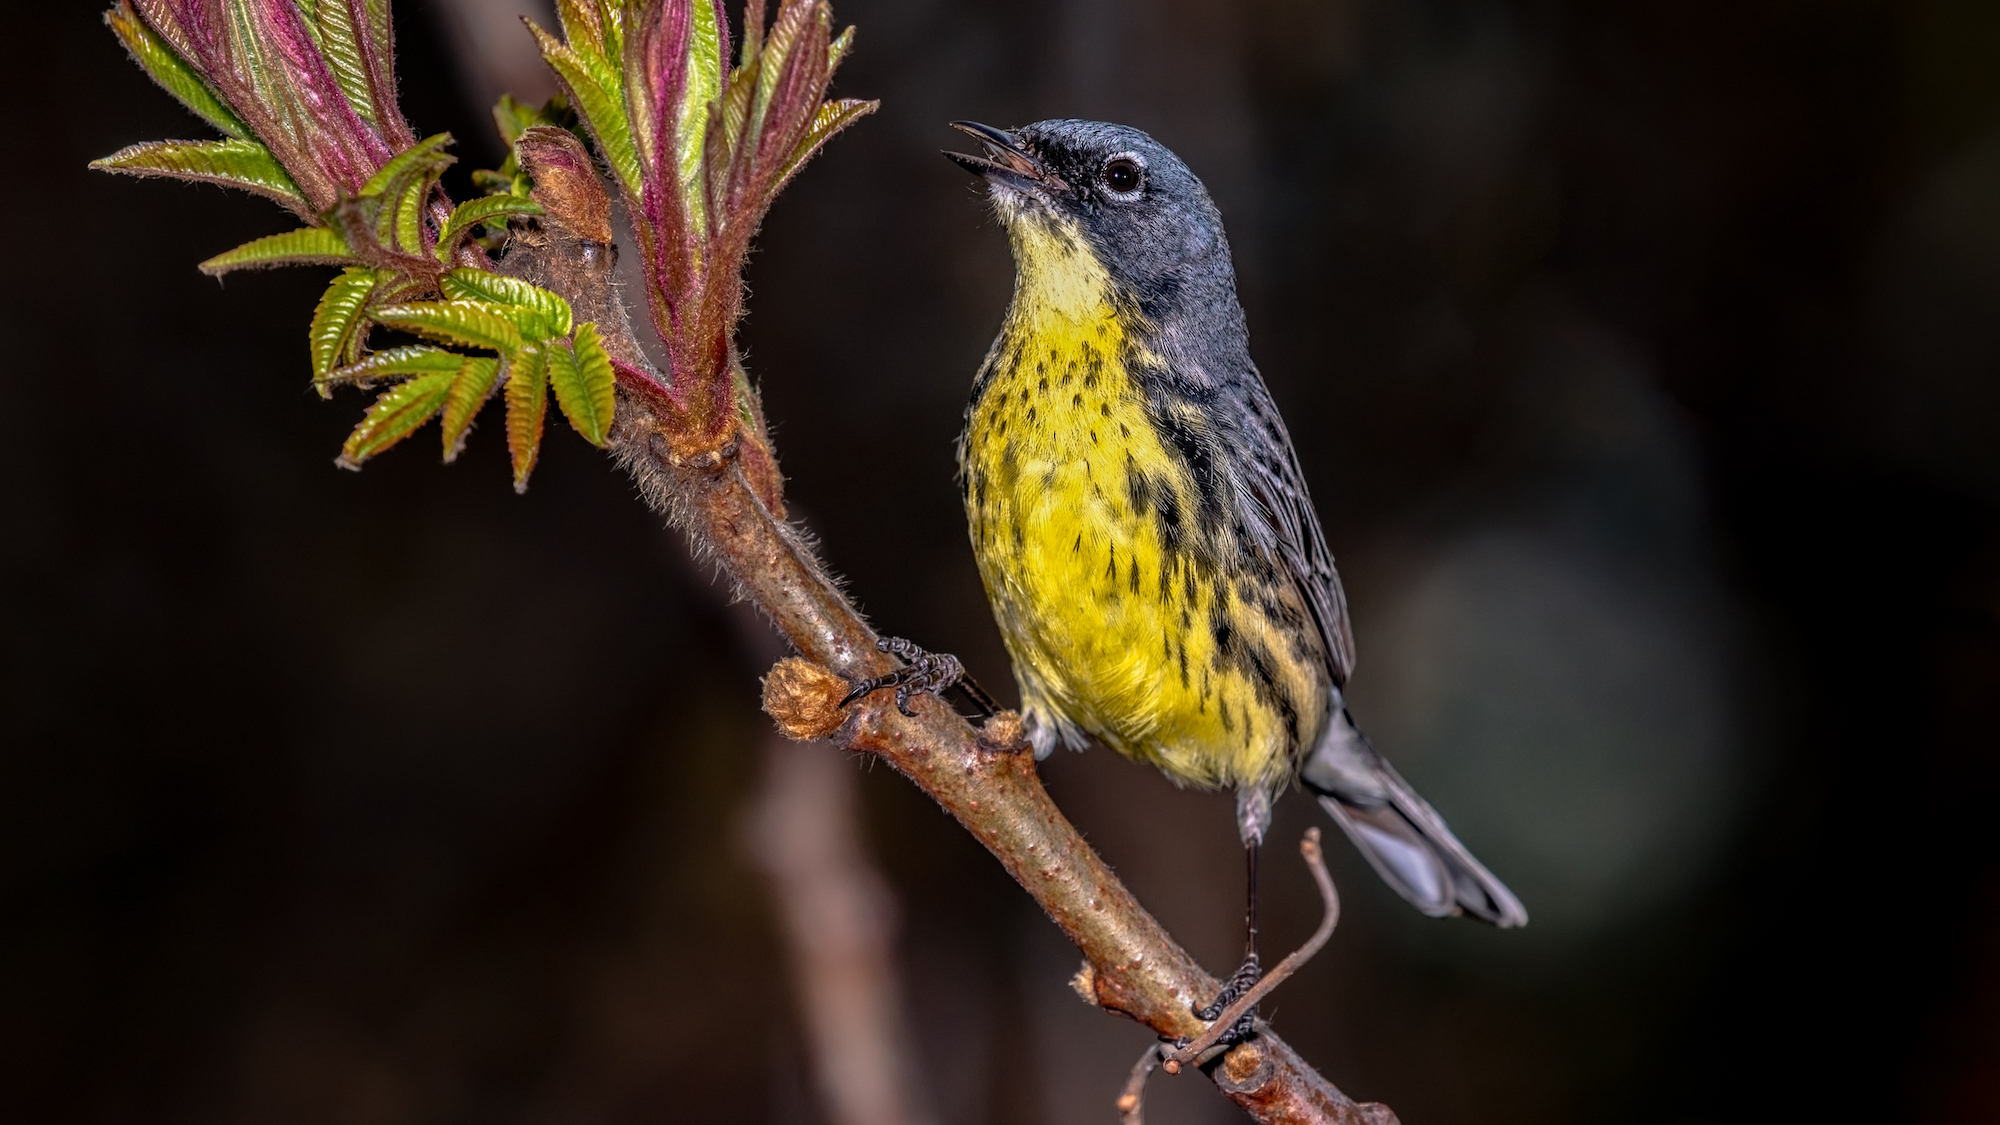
1163, 828, 1342, 1074
1116, 1042, 1165, 1125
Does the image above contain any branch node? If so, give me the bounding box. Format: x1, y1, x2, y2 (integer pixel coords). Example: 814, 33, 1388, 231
1070, 959, 1099, 1006
1221, 1040, 1272, 1088
762, 657, 851, 741
979, 708, 1027, 750
672, 434, 741, 470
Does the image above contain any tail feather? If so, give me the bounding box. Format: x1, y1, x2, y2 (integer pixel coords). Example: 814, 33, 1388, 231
1302, 708, 1527, 928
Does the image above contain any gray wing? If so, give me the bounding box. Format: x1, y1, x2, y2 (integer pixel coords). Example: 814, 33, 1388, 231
1230, 383, 1357, 685
1226, 377, 1528, 927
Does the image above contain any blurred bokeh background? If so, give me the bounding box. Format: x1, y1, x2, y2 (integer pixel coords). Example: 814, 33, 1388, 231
6, 0, 1999, 1122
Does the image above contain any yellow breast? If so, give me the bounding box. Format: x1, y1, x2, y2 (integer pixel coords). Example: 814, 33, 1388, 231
960, 212, 1326, 793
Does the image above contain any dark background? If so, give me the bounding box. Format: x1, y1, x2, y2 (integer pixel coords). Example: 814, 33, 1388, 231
6, 0, 1999, 1122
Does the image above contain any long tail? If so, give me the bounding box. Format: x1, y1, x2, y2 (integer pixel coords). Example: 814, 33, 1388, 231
1301, 705, 1528, 927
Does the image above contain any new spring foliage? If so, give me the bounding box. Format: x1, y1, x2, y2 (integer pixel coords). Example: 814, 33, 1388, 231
93, 0, 872, 492
530, 0, 875, 460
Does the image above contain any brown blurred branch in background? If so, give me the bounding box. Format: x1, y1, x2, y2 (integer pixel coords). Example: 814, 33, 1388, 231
746, 734, 934, 1125
1116, 1044, 1165, 1125
723, 541, 934, 1125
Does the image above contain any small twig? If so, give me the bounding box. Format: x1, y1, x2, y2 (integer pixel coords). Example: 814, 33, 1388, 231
1162, 828, 1341, 1074
1115, 1042, 1165, 1125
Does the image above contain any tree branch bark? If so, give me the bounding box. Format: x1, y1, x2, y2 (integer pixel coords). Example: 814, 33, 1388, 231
503, 217, 1398, 1125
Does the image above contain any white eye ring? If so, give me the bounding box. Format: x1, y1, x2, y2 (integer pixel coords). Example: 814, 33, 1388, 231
1099, 152, 1146, 200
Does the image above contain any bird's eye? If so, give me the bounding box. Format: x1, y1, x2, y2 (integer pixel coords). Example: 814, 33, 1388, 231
1102, 157, 1142, 195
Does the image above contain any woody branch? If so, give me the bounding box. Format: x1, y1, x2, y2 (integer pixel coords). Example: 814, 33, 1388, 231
501, 129, 1397, 1125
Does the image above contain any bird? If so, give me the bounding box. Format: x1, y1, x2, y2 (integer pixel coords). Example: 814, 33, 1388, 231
851, 118, 1525, 1016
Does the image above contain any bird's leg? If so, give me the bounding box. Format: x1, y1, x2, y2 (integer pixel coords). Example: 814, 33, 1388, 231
1247, 835, 1260, 965
840, 636, 1000, 718
1191, 838, 1263, 1044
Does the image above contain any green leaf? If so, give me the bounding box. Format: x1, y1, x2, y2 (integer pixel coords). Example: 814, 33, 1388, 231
439, 269, 573, 339
528, 22, 642, 200
751, 0, 811, 148
572, 37, 626, 107
678, 0, 725, 231
359, 0, 396, 80
470, 168, 523, 196
200, 227, 356, 275
492, 92, 540, 148
598, 0, 626, 59
554, 0, 606, 55
714, 45, 760, 161
105, 2, 248, 140
91, 139, 308, 214
547, 324, 616, 446
358, 132, 455, 200
391, 174, 427, 254
313, 0, 380, 127
576, 322, 619, 444
308, 268, 385, 395
827, 24, 856, 72
775, 98, 878, 191
435, 196, 545, 260
340, 133, 453, 254
505, 345, 549, 492
325, 343, 465, 386
337, 370, 454, 468
371, 301, 526, 354
440, 356, 503, 462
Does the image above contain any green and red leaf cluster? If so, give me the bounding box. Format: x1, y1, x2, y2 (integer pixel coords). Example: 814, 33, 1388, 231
97, 0, 412, 216
93, 0, 875, 498
92, 0, 612, 490
327, 271, 617, 490
531, 0, 875, 459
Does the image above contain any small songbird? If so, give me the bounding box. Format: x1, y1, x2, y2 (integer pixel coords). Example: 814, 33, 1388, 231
856, 118, 1524, 1012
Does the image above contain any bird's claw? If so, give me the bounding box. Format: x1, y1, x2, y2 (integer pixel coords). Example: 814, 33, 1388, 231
841, 637, 971, 717
1189, 953, 1262, 1046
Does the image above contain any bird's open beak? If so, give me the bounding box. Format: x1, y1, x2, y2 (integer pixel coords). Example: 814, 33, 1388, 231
943, 121, 1070, 192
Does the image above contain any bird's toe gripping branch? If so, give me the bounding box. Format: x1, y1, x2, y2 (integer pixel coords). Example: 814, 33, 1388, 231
1156, 829, 1343, 1078
840, 636, 1000, 717
1192, 954, 1264, 1046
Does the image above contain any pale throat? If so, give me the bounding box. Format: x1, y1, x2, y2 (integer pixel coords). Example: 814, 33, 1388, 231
1001, 208, 1118, 330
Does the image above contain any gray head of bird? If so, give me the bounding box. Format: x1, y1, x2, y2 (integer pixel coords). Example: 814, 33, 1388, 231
945, 119, 1238, 310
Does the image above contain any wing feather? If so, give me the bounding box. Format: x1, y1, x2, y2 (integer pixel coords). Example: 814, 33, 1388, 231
1230, 382, 1357, 685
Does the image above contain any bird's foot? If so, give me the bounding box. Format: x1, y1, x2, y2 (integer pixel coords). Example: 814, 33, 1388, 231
840, 637, 998, 718
1189, 953, 1262, 1046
